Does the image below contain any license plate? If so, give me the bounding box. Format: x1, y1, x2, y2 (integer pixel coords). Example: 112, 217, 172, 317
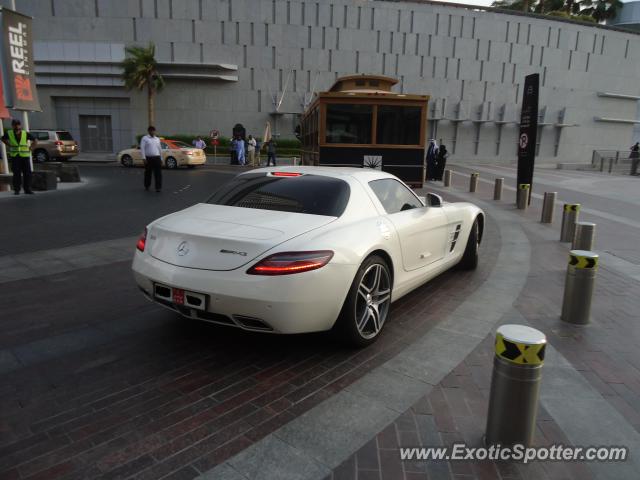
172, 288, 185, 305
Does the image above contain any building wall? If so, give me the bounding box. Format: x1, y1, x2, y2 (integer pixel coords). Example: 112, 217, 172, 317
3, 0, 640, 164
610, 1, 640, 32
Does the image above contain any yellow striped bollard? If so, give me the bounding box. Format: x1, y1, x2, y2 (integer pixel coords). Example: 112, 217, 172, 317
469, 172, 479, 192
517, 183, 530, 210
485, 324, 546, 447
560, 203, 580, 242
561, 250, 598, 325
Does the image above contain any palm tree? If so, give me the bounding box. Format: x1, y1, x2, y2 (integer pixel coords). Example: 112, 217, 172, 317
121, 43, 165, 126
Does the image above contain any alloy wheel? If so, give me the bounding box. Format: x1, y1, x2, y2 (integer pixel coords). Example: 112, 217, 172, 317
355, 263, 391, 339
35, 150, 48, 162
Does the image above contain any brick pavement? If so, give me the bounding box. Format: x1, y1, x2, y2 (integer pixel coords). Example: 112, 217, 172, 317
445, 165, 640, 436
327, 336, 594, 480
321, 170, 640, 480
5, 165, 638, 480
0, 216, 501, 479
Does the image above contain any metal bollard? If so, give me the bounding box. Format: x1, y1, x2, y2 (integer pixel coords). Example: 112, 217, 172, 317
485, 325, 547, 447
443, 169, 452, 187
516, 184, 530, 210
560, 204, 580, 242
572, 222, 596, 251
469, 172, 479, 192
493, 178, 504, 200
561, 250, 598, 325
540, 192, 557, 224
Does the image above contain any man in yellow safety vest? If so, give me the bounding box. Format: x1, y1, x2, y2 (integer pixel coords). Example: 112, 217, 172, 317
1, 118, 37, 195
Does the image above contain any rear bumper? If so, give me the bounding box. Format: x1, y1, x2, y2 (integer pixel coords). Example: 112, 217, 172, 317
132, 251, 355, 334
56, 151, 79, 158
182, 155, 206, 166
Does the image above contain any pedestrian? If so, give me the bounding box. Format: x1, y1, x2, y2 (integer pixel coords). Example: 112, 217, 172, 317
1, 118, 37, 195
425, 139, 438, 180
435, 144, 449, 181
193, 136, 206, 150
247, 135, 257, 166
140, 125, 163, 192
629, 142, 639, 176
266, 139, 277, 166
230, 137, 238, 165
254, 138, 262, 167
235, 135, 246, 166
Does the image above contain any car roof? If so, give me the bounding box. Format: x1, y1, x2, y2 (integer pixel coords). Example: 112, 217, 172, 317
245, 166, 399, 182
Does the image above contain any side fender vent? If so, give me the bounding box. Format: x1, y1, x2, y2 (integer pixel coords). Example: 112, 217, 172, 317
449, 224, 462, 252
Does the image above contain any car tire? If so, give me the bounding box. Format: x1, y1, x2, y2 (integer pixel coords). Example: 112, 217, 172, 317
334, 255, 392, 348
34, 149, 48, 163
121, 154, 133, 167
165, 157, 178, 169
458, 218, 479, 270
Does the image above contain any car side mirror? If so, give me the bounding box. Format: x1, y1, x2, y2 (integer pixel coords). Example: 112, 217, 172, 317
426, 193, 443, 207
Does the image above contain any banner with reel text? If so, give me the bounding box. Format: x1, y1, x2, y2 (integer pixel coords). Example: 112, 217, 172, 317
2, 8, 41, 111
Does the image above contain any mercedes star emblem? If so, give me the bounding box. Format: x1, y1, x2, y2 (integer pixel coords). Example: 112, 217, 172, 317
177, 241, 190, 256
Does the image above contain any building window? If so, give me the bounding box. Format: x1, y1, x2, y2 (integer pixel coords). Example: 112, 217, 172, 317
376, 106, 421, 145
325, 104, 373, 144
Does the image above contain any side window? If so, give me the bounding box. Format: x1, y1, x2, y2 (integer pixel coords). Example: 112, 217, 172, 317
161, 142, 169, 150
34, 132, 50, 141
369, 179, 423, 214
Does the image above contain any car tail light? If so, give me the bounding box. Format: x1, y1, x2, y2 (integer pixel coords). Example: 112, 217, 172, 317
271, 172, 302, 177
247, 251, 334, 275
54, 141, 63, 146
185, 150, 196, 155
136, 228, 147, 252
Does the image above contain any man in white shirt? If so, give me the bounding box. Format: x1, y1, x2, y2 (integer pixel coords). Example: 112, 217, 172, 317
193, 136, 207, 150
140, 125, 163, 192
247, 135, 257, 166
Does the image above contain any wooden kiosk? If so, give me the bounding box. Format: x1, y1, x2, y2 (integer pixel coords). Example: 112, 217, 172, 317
299, 75, 429, 187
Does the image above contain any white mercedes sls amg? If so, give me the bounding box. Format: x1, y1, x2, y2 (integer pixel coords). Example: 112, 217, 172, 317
132, 167, 484, 346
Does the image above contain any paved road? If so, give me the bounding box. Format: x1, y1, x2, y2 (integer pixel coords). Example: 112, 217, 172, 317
0, 164, 235, 255
444, 164, 640, 264
1, 163, 640, 480
0, 163, 502, 480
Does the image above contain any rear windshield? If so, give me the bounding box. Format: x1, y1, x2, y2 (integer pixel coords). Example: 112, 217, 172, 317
56, 131, 74, 141
206, 173, 350, 216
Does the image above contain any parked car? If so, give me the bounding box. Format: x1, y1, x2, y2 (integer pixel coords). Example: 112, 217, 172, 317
132, 167, 484, 346
30, 129, 79, 162
117, 139, 206, 169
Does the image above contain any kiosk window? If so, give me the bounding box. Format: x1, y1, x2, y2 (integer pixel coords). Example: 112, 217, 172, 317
326, 104, 372, 144
376, 106, 421, 145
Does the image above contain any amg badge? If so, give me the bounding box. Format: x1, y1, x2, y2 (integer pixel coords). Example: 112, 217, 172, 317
220, 249, 247, 256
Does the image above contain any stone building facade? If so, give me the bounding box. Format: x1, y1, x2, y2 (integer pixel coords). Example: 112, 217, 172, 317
3, 0, 640, 164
